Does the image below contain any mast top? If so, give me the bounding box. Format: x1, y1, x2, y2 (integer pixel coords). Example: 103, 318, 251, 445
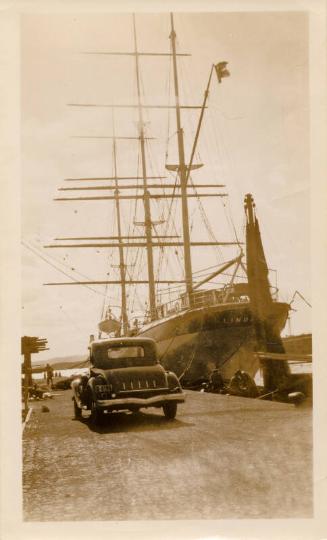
244, 193, 256, 227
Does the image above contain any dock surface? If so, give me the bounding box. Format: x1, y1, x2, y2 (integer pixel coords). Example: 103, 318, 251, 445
23, 389, 312, 520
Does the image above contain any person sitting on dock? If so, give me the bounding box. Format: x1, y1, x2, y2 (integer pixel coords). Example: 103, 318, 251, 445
209, 368, 225, 393
228, 369, 258, 398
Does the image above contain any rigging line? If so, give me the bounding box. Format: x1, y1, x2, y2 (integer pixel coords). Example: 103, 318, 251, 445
154, 275, 244, 297
155, 277, 241, 297
126, 149, 141, 276
158, 334, 177, 363
158, 167, 184, 266
127, 190, 146, 319
207, 105, 221, 174
289, 290, 312, 308
145, 134, 176, 277
126, 151, 139, 247
189, 175, 224, 264
209, 107, 241, 246
22, 241, 109, 298
126, 250, 144, 315
178, 313, 207, 384
206, 93, 223, 169
193, 268, 246, 281
101, 138, 116, 319
163, 179, 180, 239
152, 223, 164, 283
195, 189, 222, 252
143, 139, 165, 238
205, 111, 233, 246
153, 222, 180, 288
24, 238, 90, 289
131, 151, 143, 257
158, 181, 184, 279
189, 202, 198, 233
191, 259, 239, 275
208, 108, 225, 179
221, 197, 242, 248
210, 108, 227, 178
178, 46, 198, 153
58, 302, 88, 334
26, 237, 118, 297
170, 193, 185, 272
189, 95, 225, 263
176, 76, 220, 242
144, 138, 184, 280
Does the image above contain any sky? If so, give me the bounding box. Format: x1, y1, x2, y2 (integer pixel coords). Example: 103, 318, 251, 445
21, 10, 311, 361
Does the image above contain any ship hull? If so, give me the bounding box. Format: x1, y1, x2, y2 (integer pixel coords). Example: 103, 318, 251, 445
138, 301, 289, 384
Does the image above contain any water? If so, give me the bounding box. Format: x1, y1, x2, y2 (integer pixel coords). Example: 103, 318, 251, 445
33, 367, 89, 380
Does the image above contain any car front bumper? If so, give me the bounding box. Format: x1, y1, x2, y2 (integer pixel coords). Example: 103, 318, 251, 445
95, 392, 186, 411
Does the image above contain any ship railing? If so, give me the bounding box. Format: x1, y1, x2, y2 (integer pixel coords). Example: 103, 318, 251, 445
156, 288, 251, 319
155, 284, 279, 320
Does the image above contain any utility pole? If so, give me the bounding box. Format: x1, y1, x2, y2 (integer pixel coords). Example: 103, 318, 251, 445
21, 336, 49, 416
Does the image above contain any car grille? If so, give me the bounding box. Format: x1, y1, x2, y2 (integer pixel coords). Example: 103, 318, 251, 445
94, 365, 170, 399
120, 378, 164, 392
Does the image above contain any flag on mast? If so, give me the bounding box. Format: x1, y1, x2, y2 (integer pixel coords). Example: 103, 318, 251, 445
215, 61, 230, 83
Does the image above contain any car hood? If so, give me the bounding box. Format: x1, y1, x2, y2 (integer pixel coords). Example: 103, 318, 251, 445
93, 364, 168, 393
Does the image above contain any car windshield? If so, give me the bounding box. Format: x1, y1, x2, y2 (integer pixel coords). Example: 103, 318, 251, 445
91, 343, 157, 369
107, 346, 144, 359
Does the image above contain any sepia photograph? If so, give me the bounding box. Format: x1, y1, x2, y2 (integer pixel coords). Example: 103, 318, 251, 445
1, 1, 326, 538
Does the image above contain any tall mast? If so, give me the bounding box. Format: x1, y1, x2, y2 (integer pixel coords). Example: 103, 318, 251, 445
169, 13, 193, 303
112, 137, 129, 335
133, 14, 156, 321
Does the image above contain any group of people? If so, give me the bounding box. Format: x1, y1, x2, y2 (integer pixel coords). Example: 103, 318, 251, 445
207, 367, 258, 398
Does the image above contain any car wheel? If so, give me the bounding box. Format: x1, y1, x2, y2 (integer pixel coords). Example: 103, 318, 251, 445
163, 402, 177, 420
73, 398, 82, 420
91, 400, 103, 425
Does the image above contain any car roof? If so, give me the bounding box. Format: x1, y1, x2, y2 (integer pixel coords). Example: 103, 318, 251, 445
90, 337, 156, 348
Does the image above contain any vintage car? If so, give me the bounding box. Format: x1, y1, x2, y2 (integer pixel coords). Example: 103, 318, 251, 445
71, 337, 186, 424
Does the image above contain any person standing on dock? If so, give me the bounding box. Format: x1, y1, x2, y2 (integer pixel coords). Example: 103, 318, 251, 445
45, 364, 53, 388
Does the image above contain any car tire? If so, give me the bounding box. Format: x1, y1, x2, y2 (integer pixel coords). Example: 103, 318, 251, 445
73, 398, 82, 420
91, 400, 103, 425
163, 402, 177, 420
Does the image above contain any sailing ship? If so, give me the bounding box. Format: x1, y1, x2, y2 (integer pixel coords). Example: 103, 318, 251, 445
45, 13, 289, 386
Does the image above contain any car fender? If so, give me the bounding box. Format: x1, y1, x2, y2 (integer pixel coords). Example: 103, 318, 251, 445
71, 377, 82, 396
86, 376, 97, 396
72, 375, 92, 407
166, 370, 182, 391
87, 375, 107, 398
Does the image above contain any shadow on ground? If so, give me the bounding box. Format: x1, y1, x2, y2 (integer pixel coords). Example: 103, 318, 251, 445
74, 410, 193, 434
